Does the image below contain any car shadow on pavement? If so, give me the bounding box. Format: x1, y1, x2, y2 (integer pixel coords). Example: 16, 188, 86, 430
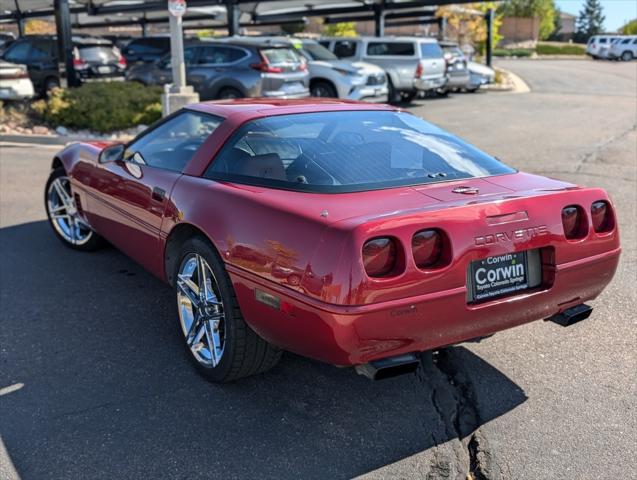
0, 221, 528, 479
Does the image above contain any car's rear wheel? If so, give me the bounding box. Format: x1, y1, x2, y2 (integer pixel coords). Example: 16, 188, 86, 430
621, 51, 633, 61
216, 87, 243, 100
174, 236, 281, 382
45, 167, 102, 251
311, 80, 337, 98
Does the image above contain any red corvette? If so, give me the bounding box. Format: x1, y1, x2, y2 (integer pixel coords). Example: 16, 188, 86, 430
45, 99, 620, 382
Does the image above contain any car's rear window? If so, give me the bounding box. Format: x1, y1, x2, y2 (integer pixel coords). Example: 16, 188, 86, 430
78, 45, 118, 62
420, 43, 444, 59
260, 48, 301, 65
367, 42, 415, 56
205, 111, 515, 193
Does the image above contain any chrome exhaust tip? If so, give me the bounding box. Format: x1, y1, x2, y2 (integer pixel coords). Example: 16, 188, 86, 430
355, 353, 420, 380
546, 303, 593, 327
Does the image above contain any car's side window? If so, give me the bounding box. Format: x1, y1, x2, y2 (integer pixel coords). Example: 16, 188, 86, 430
123, 111, 223, 173
195, 46, 245, 65
334, 40, 357, 58
367, 42, 415, 56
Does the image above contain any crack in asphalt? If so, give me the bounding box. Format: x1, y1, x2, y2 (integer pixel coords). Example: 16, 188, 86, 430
417, 350, 502, 480
575, 123, 637, 172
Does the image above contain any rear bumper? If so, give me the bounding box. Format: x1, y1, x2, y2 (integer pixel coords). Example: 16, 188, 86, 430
0, 79, 34, 99
230, 246, 620, 366
262, 89, 310, 99
414, 75, 447, 91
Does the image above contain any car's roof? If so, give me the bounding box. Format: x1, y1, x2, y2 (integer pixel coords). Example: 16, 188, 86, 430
321, 36, 438, 43
187, 98, 396, 122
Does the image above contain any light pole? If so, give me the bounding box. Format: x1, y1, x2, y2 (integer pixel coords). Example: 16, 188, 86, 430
162, 0, 199, 116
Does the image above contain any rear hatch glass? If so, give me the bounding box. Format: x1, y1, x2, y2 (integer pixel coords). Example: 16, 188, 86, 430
420, 43, 443, 59
78, 45, 118, 64
206, 110, 515, 193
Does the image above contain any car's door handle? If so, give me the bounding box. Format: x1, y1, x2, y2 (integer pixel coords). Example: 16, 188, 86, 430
152, 187, 166, 201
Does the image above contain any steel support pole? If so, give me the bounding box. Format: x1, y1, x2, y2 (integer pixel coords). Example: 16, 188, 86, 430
438, 16, 446, 40
485, 8, 493, 68
373, 5, 385, 37
53, 0, 78, 87
226, 0, 238, 36
168, 13, 186, 91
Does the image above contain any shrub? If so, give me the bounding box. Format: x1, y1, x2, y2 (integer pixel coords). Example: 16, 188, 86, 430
536, 43, 586, 55
32, 82, 162, 133
493, 48, 534, 57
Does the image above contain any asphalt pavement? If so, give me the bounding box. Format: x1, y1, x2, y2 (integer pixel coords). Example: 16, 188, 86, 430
0, 59, 635, 480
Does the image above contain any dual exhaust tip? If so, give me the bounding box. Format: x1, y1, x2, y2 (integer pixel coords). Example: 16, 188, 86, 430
356, 304, 593, 381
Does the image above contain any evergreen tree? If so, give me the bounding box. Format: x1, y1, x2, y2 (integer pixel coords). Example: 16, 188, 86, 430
575, 0, 605, 42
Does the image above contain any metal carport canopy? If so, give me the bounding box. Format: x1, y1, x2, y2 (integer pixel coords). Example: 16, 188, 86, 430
0, 0, 495, 88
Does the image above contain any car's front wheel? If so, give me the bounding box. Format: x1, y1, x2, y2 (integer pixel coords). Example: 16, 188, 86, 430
174, 236, 281, 382
621, 51, 633, 61
45, 167, 102, 251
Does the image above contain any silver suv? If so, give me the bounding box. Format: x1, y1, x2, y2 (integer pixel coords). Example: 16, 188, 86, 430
320, 36, 446, 103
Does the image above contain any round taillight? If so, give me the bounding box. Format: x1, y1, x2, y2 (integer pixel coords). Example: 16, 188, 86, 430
412, 229, 443, 269
591, 200, 612, 233
362, 237, 397, 278
562, 205, 586, 239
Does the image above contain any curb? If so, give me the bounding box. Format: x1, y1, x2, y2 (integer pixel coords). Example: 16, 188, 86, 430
494, 68, 531, 94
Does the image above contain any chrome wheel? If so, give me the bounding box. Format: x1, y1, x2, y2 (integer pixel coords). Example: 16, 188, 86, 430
46, 175, 93, 246
176, 253, 226, 368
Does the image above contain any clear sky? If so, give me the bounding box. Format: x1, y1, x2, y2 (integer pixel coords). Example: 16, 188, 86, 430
555, 0, 637, 32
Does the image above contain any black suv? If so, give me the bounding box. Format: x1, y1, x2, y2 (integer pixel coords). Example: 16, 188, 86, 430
1, 35, 126, 96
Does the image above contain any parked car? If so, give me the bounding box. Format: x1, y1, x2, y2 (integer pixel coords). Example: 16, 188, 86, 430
586, 35, 620, 59
262, 37, 387, 101
121, 36, 171, 64
438, 41, 471, 94
45, 99, 620, 382
608, 36, 637, 61
1, 35, 126, 96
127, 38, 309, 100
467, 61, 495, 89
0, 60, 35, 100
320, 36, 446, 103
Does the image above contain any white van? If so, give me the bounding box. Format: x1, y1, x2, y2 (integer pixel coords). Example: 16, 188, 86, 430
586, 35, 620, 59
608, 36, 637, 61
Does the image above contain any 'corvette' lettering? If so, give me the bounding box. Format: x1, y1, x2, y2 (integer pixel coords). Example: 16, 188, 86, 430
475, 225, 548, 245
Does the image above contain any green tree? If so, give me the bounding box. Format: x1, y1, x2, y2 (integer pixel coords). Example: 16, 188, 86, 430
323, 22, 357, 37
548, 6, 563, 40
575, 0, 605, 42
620, 19, 637, 35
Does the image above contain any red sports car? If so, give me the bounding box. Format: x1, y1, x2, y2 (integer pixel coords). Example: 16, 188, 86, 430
45, 99, 621, 382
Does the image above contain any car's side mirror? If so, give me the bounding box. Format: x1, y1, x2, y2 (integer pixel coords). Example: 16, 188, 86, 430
99, 143, 125, 163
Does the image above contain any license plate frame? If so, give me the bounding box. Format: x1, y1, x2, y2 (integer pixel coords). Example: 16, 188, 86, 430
469, 251, 530, 302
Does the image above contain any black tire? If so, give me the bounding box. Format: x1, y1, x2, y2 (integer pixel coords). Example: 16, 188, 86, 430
401, 91, 417, 103
44, 167, 103, 251
387, 79, 402, 104
174, 236, 282, 382
43, 76, 60, 97
216, 87, 243, 100
310, 80, 337, 98
621, 51, 633, 62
